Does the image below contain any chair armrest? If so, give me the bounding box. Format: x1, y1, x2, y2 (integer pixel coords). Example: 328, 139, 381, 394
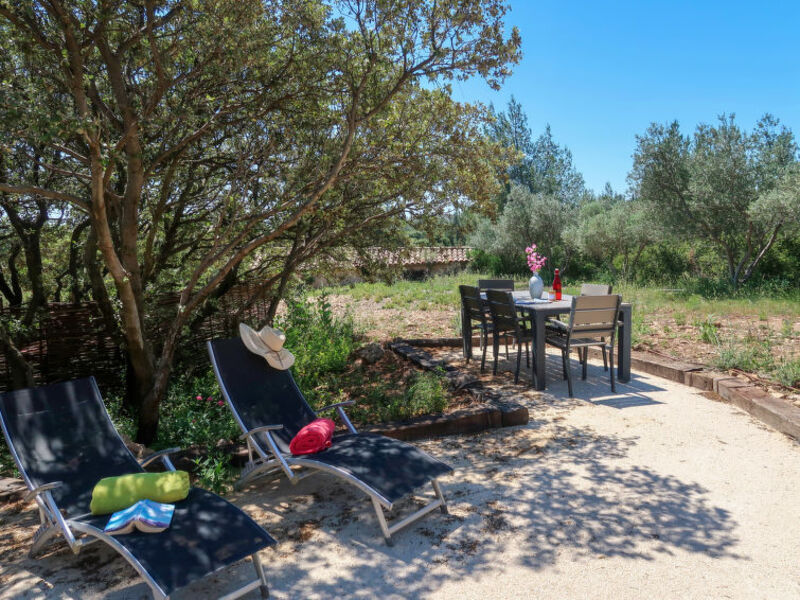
239, 424, 284, 441
24, 481, 63, 503
139, 447, 181, 471
317, 401, 358, 434
547, 319, 570, 331
317, 400, 355, 413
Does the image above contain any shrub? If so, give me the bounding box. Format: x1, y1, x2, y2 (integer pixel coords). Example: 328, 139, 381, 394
714, 338, 774, 374
192, 449, 238, 494
370, 370, 448, 422
775, 358, 800, 388
155, 370, 238, 449
405, 370, 448, 416
277, 292, 358, 404
695, 315, 720, 345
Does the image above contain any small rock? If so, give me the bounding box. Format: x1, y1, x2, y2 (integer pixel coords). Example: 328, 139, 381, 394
444, 371, 479, 390
357, 342, 385, 364
121, 434, 149, 459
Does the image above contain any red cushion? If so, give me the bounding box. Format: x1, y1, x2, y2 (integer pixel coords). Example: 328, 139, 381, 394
289, 418, 336, 456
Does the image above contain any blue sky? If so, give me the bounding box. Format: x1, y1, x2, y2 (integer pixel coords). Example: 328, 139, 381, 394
450, 1, 800, 194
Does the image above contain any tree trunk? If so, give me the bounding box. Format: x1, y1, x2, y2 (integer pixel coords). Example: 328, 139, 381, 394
0, 321, 34, 389
0, 245, 23, 306
21, 234, 46, 324
135, 321, 183, 444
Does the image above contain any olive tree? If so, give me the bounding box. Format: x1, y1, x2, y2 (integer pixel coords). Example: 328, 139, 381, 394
630, 114, 800, 287
0, 0, 520, 442
569, 185, 658, 280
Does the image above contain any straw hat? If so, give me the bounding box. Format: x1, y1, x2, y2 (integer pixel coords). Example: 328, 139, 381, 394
238, 323, 295, 370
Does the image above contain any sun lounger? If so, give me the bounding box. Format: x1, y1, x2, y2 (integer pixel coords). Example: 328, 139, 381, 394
207, 337, 453, 544
0, 377, 276, 599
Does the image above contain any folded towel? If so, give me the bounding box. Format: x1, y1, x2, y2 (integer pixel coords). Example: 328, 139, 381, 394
90, 471, 190, 515
289, 418, 335, 455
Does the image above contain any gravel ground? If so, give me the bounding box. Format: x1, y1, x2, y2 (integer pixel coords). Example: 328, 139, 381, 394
1, 350, 799, 599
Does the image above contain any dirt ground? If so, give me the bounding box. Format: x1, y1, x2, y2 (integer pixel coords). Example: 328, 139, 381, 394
327, 294, 800, 409
2, 351, 799, 599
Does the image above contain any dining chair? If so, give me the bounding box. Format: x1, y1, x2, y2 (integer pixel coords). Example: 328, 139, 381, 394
458, 285, 492, 371
485, 289, 535, 385
545, 294, 621, 397
580, 283, 613, 370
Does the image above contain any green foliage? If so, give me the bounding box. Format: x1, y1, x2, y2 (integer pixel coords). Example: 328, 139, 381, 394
487, 99, 586, 206
0, 442, 18, 479
714, 336, 774, 374
192, 450, 237, 495
0, 0, 522, 444
469, 184, 576, 278
345, 369, 449, 424
277, 292, 358, 404
695, 315, 720, 345
154, 371, 238, 450
774, 359, 800, 388
569, 185, 658, 280
404, 370, 448, 416
631, 115, 800, 287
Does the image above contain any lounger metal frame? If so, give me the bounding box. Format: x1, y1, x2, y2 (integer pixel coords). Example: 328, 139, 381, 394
209, 342, 449, 545
0, 378, 270, 600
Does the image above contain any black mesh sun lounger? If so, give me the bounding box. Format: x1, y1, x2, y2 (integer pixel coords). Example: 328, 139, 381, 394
207, 337, 453, 544
0, 377, 276, 599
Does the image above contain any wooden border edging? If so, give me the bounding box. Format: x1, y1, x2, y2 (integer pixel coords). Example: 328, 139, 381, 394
394, 338, 800, 443
387, 341, 529, 440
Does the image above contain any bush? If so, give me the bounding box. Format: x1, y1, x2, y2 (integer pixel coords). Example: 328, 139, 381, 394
192, 449, 238, 494
277, 291, 358, 405
714, 337, 774, 374
405, 370, 448, 415
154, 370, 239, 449
775, 359, 800, 388
371, 370, 448, 422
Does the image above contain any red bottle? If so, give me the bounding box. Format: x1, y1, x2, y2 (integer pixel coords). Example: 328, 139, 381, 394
553, 269, 562, 301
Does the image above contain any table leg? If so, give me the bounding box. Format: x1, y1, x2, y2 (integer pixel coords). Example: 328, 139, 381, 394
534, 312, 547, 390
617, 305, 632, 382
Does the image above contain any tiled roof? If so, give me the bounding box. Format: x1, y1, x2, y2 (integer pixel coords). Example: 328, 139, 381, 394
354, 246, 472, 267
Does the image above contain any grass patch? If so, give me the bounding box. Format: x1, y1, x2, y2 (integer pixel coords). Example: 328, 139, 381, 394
775, 358, 800, 388
320, 272, 524, 312
308, 354, 453, 426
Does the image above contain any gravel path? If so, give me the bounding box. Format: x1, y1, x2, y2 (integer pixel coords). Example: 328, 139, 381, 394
1, 351, 798, 599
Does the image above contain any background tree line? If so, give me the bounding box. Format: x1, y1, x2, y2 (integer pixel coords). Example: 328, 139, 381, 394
466, 99, 800, 289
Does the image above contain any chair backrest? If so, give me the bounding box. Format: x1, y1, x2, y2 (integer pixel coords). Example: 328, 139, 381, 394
207, 337, 317, 453
581, 283, 613, 296
459, 285, 486, 322
0, 378, 143, 517
485, 289, 520, 335
477, 279, 514, 291
567, 294, 622, 338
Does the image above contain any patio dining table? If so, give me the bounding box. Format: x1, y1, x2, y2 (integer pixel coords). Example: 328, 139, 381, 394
467, 291, 632, 391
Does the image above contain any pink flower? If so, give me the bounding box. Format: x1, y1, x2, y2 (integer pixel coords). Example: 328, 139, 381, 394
525, 243, 547, 274
217, 400, 224, 406
206, 396, 213, 402
196, 395, 202, 401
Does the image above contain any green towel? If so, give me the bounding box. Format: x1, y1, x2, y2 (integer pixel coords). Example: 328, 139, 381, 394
90, 471, 190, 515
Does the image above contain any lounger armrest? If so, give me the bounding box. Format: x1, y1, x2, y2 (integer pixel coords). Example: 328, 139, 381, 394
140, 447, 181, 471
24, 481, 63, 503
240, 424, 284, 441
317, 401, 358, 434
317, 400, 355, 413
547, 319, 570, 331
